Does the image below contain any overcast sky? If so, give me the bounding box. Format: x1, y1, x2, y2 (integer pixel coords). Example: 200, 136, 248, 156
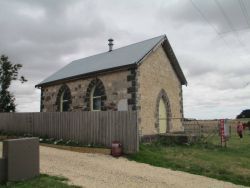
0, 0, 249, 119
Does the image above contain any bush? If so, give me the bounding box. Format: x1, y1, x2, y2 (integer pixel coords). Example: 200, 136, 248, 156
236, 109, 250, 119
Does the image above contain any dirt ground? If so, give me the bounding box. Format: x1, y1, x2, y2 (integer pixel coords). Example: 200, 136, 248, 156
39, 146, 247, 188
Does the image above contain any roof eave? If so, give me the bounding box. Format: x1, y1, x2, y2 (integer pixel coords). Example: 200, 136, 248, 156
162, 39, 187, 85
35, 63, 137, 88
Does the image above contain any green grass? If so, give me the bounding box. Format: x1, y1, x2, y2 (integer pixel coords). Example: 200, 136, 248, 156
0, 174, 80, 188
128, 133, 250, 186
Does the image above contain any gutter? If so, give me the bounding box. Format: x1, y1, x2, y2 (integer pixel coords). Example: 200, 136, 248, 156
35, 64, 137, 88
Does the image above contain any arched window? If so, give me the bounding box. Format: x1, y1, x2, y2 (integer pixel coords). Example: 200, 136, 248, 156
60, 90, 70, 112
85, 79, 106, 111
56, 85, 71, 112
91, 85, 102, 111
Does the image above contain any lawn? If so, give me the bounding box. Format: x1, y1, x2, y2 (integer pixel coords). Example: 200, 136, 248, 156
128, 132, 250, 186
0, 174, 79, 188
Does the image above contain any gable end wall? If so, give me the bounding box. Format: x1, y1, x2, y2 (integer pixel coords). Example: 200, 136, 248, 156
137, 45, 184, 136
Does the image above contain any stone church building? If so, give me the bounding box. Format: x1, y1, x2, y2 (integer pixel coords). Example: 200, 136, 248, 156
36, 35, 187, 136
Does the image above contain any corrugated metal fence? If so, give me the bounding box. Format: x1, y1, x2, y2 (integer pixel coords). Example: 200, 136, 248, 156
0, 111, 138, 153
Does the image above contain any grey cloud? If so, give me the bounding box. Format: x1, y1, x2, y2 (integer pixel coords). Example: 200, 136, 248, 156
0, 0, 112, 84
179, 54, 216, 77
159, 0, 250, 34
9, 0, 81, 17
188, 71, 250, 91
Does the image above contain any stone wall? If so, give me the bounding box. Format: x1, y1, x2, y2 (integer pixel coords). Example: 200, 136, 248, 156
137, 45, 184, 136
41, 69, 136, 112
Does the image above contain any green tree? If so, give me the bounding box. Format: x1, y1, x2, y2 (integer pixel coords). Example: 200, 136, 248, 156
0, 55, 27, 112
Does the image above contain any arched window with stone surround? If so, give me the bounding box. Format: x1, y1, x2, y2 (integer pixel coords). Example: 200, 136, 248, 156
85, 79, 106, 111
56, 84, 72, 112
91, 85, 102, 111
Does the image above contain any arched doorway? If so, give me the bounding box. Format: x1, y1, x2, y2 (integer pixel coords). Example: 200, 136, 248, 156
156, 89, 172, 133
159, 97, 167, 133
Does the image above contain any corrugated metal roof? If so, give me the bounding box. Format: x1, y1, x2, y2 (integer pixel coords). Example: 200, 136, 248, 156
38, 35, 166, 86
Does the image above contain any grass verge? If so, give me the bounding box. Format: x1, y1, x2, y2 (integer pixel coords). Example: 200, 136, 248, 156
128, 134, 250, 186
0, 174, 80, 188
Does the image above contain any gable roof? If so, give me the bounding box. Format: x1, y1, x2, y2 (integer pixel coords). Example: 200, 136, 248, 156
36, 35, 187, 87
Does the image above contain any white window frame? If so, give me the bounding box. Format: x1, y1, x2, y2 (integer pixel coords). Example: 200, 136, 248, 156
60, 90, 69, 112
91, 86, 102, 111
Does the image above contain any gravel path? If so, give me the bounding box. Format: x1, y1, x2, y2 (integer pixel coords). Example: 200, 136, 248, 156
40, 146, 246, 188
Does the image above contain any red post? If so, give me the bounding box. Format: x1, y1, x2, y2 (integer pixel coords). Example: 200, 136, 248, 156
220, 119, 225, 147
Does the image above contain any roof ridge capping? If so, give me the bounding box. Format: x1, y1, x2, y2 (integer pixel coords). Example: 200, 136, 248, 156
71, 35, 166, 64
36, 34, 187, 87
110, 34, 166, 53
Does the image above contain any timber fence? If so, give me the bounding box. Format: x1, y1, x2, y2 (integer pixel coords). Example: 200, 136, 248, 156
0, 111, 138, 153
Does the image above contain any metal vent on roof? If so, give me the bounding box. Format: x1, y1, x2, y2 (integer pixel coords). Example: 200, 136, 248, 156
108, 38, 114, 52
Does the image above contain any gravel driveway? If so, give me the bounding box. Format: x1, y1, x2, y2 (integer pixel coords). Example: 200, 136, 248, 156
40, 146, 246, 188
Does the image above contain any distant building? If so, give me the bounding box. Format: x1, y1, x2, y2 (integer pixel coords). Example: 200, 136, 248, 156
36, 35, 187, 136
